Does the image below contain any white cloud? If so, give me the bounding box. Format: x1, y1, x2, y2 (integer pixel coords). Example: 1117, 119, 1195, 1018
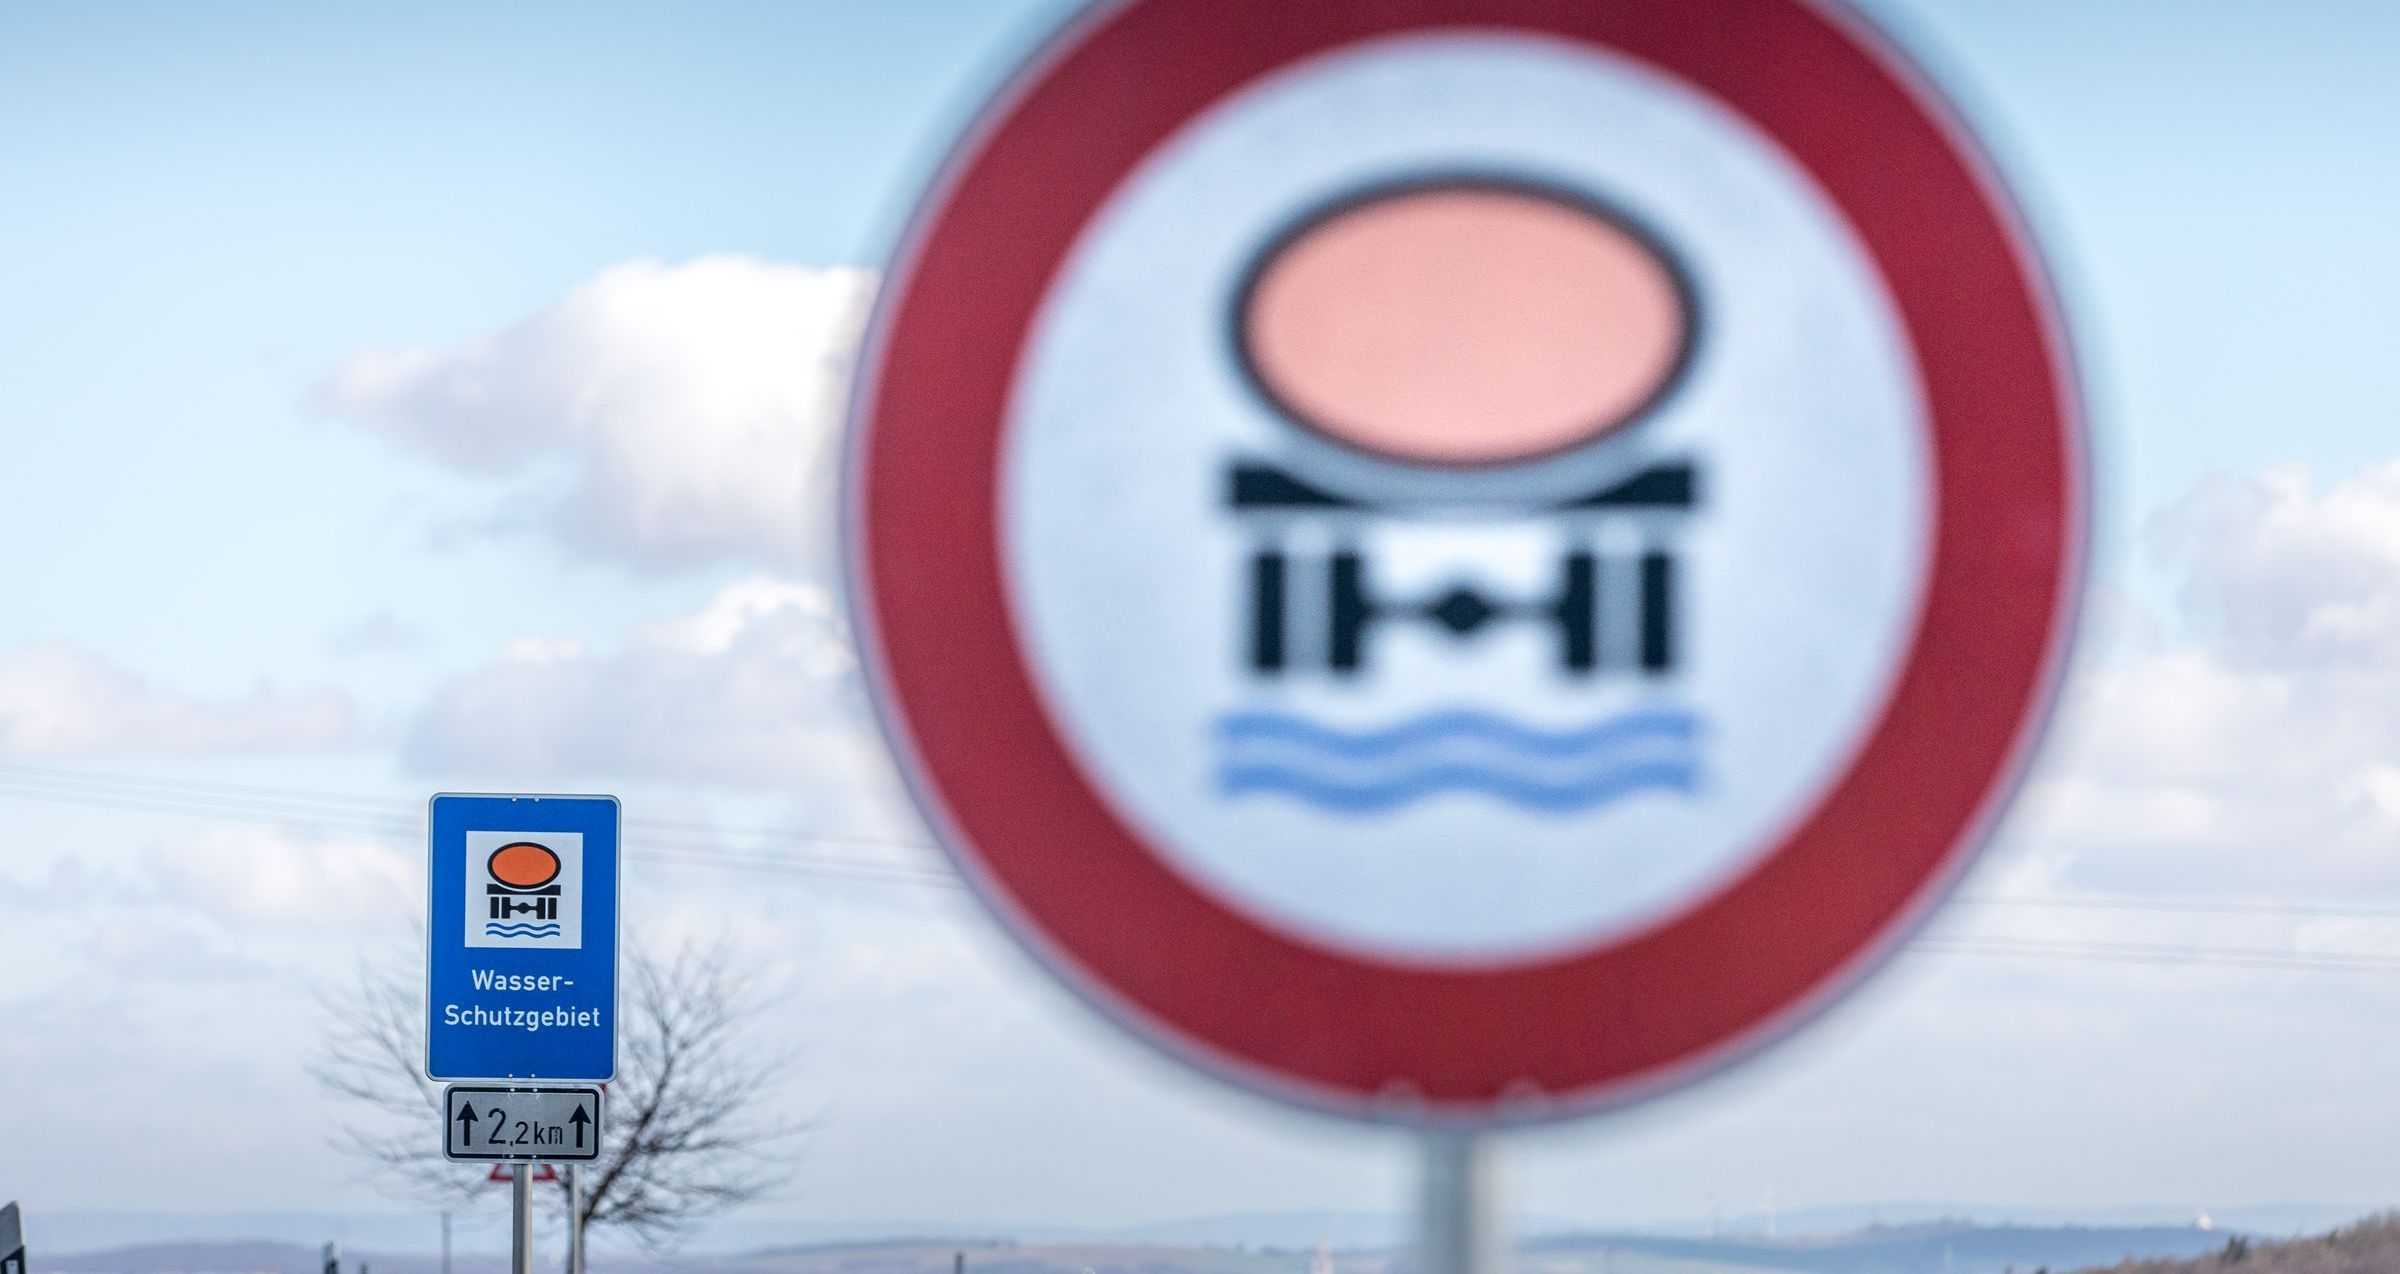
326, 609, 425, 657
403, 574, 890, 797
2155, 460, 2400, 669
2011, 463, 2400, 896
320, 255, 875, 572
0, 644, 352, 758
0, 822, 416, 939
141, 824, 417, 932
74, 913, 267, 984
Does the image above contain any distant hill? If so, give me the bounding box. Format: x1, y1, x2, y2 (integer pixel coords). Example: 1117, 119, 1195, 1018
43, 1241, 520, 1274
27, 1205, 2381, 1256
32, 1225, 2240, 1274
1661, 1205, 2367, 1242
2084, 1213, 2400, 1273
1523, 1224, 2229, 1274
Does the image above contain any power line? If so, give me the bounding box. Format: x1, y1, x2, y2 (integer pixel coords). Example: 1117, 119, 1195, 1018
1955, 894, 2400, 922
0, 763, 929, 863
0, 773, 415, 837
634, 847, 963, 890
0, 760, 939, 854
1910, 934, 2400, 975
8, 761, 2400, 972
0, 767, 951, 888
0, 760, 408, 810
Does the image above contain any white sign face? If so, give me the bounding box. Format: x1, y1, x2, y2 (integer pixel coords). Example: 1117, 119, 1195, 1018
443, 1085, 604, 1162
1003, 34, 1928, 965
463, 831, 585, 950
855, 0, 2080, 1119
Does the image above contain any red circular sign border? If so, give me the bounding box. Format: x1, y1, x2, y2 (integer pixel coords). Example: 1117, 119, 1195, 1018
846, 0, 2084, 1123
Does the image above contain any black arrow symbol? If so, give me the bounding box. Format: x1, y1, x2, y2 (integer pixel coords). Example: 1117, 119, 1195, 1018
455, 1103, 479, 1144
569, 1103, 590, 1149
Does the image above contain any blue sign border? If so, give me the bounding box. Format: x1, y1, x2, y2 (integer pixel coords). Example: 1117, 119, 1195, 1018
425, 793, 620, 1082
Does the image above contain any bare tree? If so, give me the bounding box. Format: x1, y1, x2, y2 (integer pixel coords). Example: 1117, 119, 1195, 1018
311, 937, 805, 1250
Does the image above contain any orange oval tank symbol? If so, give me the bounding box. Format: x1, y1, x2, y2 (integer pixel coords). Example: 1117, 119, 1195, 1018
1238, 180, 1694, 468
487, 841, 561, 890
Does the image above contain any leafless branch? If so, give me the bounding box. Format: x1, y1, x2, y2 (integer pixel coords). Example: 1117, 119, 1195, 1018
311, 934, 805, 1249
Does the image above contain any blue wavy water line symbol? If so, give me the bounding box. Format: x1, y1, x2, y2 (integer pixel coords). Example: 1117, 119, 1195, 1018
484, 922, 562, 938
1216, 708, 1697, 758
1221, 759, 1697, 813
1215, 707, 1702, 814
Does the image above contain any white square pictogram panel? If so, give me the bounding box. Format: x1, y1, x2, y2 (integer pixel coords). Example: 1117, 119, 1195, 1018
463, 830, 584, 950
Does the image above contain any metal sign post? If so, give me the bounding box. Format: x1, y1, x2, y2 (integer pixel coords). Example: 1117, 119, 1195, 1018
510, 1168, 533, 1274
1420, 1133, 1500, 1274
850, 0, 2083, 1267
2, 1201, 26, 1274
568, 1165, 587, 1274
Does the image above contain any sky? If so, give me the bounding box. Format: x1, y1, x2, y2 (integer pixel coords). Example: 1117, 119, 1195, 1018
5, 0, 2400, 1256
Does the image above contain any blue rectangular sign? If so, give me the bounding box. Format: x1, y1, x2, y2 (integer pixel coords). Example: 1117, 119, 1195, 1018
426, 794, 619, 1082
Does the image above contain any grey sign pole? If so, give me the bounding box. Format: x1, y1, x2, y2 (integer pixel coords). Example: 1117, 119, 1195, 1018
1420, 1131, 1501, 1274
511, 1166, 534, 1274
2, 1200, 26, 1274
568, 1165, 587, 1274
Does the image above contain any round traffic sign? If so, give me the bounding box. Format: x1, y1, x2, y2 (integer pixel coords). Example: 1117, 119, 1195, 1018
847, 0, 2083, 1122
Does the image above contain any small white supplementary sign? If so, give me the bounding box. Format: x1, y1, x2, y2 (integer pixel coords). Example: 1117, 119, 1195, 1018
442, 1084, 604, 1163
